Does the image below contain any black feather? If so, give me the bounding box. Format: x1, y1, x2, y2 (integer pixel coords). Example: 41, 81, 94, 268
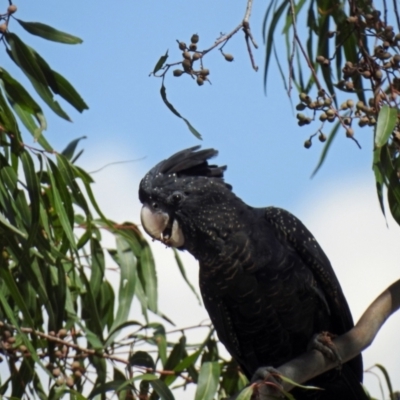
139, 147, 367, 400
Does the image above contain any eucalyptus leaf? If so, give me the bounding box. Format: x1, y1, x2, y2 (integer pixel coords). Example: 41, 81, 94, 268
16, 19, 83, 44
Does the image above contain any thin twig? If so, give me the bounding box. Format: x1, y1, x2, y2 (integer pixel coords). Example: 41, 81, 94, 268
89, 157, 146, 174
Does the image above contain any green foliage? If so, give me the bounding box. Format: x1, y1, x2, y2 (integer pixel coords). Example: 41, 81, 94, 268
0, 4, 247, 399
263, 0, 400, 228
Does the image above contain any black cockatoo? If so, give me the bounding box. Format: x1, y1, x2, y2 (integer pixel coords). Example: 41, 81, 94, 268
138, 146, 366, 399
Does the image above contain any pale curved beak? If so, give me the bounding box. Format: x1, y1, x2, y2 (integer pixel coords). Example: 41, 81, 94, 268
140, 204, 185, 248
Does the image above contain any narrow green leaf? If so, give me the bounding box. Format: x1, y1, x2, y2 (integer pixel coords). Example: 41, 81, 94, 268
130, 351, 156, 370
195, 361, 221, 400
375, 105, 398, 148
174, 350, 201, 373
50, 70, 88, 112
5, 32, 48, 85
372, 147, 386, 217
109, 236, 137, 332
160, 83, 202, 139
0, 67, 42, 113
140, 242, 158, 312
149, 379, 175, 400
61, 136, 87, 161
16, 19, 83, 44
311, 120, 341, 177
235, 386, 254, 400
263, 0, 289, 93
89, 238, 104, 299
0, 213, 27, 238
8, 101, 46, 142
0, 267, 34, 327
47, 160, 76, 248
105, 320, 143, 347
173, 248, 201, 304
165, 337, 185, 370
56, 154, 91, 214
153, 50, 169, 74
0, 87, 18, 134
20, 151, 41, 247
5, 44, 71, 121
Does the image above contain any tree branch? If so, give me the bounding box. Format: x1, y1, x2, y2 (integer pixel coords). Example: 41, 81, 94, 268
234, 279, 400, 399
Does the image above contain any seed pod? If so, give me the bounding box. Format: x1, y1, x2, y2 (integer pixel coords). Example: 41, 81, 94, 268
200, 68, 209, 76
7, 4, 17, 14
340, 102, 349, 110
296, 103, 306, 111
173, 69, 184, 77
196, 76, 204, 86
56, 377, 65, 386
191, 34, 199, 44
182, 51, 191, 60
178, 42, 186, 51
0, 23, 7, 33
318, 89, 325, 97
72, 361, 81, 371
322, 58, 330, 66
189, 43, 197, 51
19, 345, 27, 352
374, 70, 383, 80
296, 113, 306, 121
308, 101, 317, 109
356, 101, 365, 110
182, 59, 192, 72
224, 53, 234, 62
347, 16, 358, 23
304, 139, 312, 149
319, 133, 327, 142
343, 117, 352, 125
358, 117, 369, 127
66, 376, 74, 388
53, 368, 61, 377
346, 128, 354, 137
346, 99, 354, 108
316, 55, 325, 64
58, 329, 67, 338
326, 109, 335, 117
361, 70, 371, 78
368, 117, 376, 126
324, 98, 332, 106
319, 113, 328, 122
328, 31, 335, 38
74, 370, 83, 378
396, 33, 400, 41
299, 92, 311, 104
192, 52, 202, 61
345, 81, 354, 90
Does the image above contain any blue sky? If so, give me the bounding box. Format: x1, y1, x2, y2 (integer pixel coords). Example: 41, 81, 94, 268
4, 1, 400, 398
